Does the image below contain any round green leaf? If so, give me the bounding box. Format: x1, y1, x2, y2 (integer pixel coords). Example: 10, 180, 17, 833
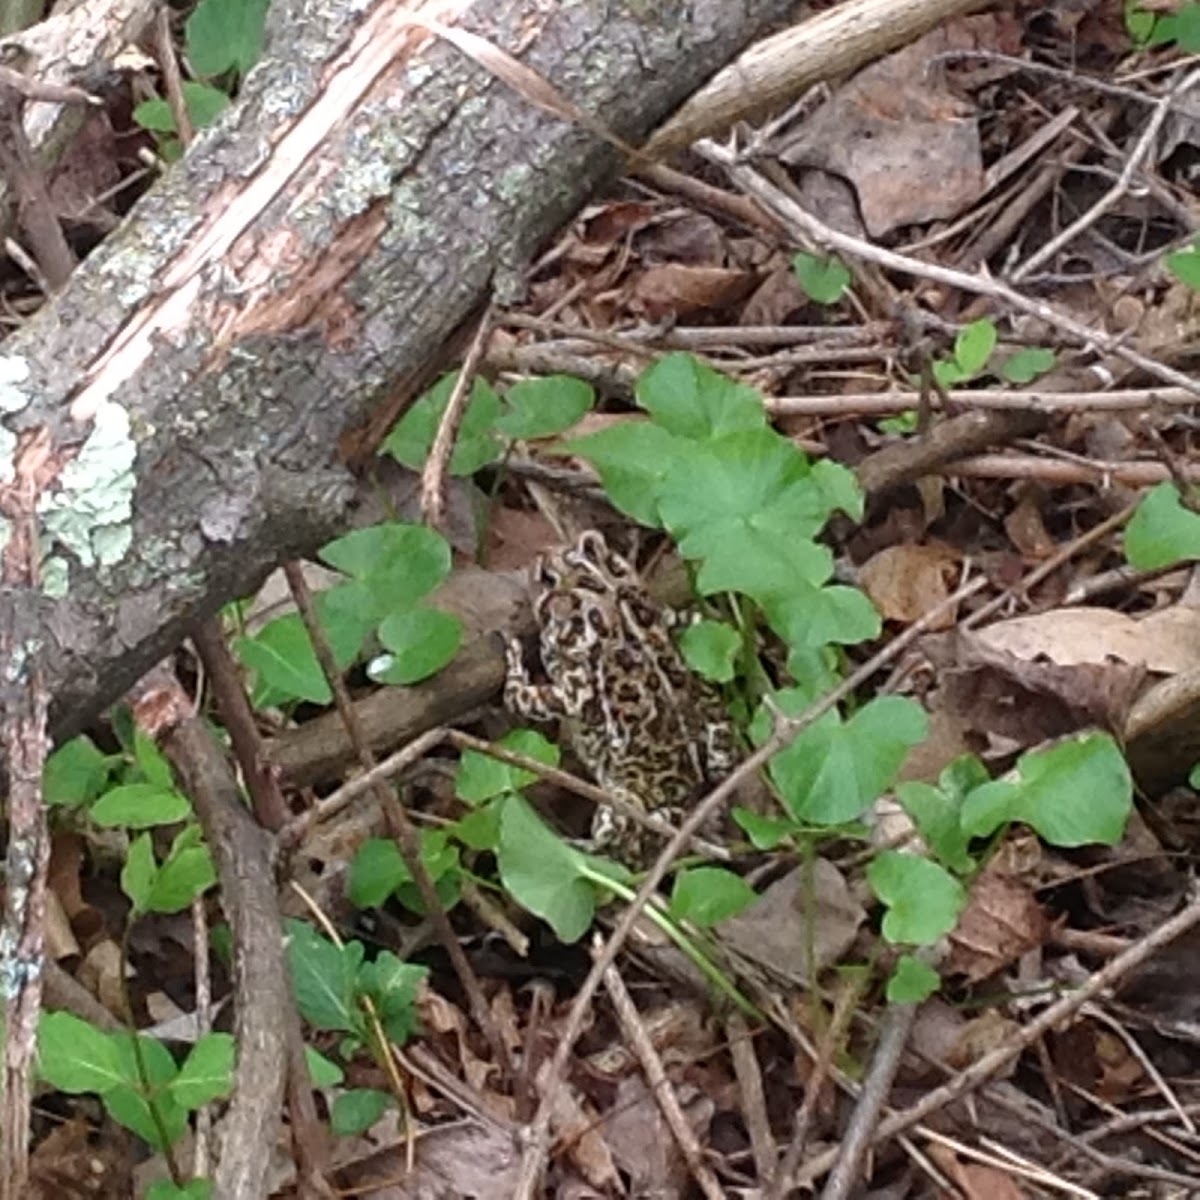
867, 852, 966, 946
678, 619, 739, 682
381, 374, 503, 476
636, 353, 766, 439
669, 867, 757, 927
90, 783, 192, 829
1125, 482, 1200, 570
495, 376, 594, 439
886, 954, 941, 1003
792, 251, 851, 305
371, 607, 462, 684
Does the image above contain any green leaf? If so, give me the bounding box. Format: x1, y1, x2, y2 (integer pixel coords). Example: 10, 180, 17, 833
1126, 482, 1200, 570
286, 921, 364, 1034
381, 374, 503, 476
660, 433, 863, 577
999, 346, 1056, 384
495, 376, 594, 438
43, 736, 114, 807
90, 783, 192, 829
236, 610, 357, 706
451, 801, 502, 851
878, 409, 918, 435
894, 778, 975, 874
347, 830, 458, 909
792, 251, 851, 305
147, 1179, 214, 1200
357, 952, 427, 1045
331, 1088, 391, 1136
121, 834, 157, 915
37, 1012, 123, 1094
564, 421, 679, 526
1163, 3, 1200, 50
731, 807, 797, 850
371, 608, 462, 684
319, 523, 452, 610
636, 353, 767, 440
1167, 242, 1200, 291
169, 1034, 235, 1110
767, 695, 928, 825
133, 729, 175, 790
133, 83, 230, 134
347, 839, 409, 908
952, 319, 997, 378
497, 795, 599, 942
305, 1047, 344, 1087
456, 728, 559, 804
867, 852, 966, 946
961, 733, 1132, 847
932, 358, 965, 388
669, 867, 756, 927
185, 0, 269, 77
678, 619, 739, 683
102, 1035, 187, 1150
886, 954, 941, 1003
145, 827, 216, 914
763, 581, 881, 650
1190, 761, 1200, 790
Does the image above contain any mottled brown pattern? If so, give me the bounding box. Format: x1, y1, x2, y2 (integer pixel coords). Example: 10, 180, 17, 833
504, 530, 736, 864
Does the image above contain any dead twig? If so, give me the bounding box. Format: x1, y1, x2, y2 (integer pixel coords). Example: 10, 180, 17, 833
1013, 67, 1198, 280
421, 304, 495, 532
600, 938, 725, 1200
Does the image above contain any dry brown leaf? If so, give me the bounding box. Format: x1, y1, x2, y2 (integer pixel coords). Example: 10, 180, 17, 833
929, 1142, 1029, 1200
629, 263, 755, 320
1004, 493, 1056, 560
928, 631, 1146, 744
975, 604, 1200, 674
945, 869, 1047, 982
717, 860, 866, 986
859, 542, 961, 626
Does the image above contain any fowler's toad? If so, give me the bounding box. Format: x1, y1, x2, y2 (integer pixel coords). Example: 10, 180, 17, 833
504, 530, 736, 862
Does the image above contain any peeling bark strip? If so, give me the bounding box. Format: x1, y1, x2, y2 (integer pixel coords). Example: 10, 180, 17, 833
0, 0, 799, 749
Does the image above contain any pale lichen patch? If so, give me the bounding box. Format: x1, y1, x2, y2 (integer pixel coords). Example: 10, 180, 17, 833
0, 355, 32, 414
38, 398, 137, 587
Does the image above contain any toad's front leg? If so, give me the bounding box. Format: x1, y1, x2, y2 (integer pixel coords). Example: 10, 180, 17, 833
503, 637, 573, 723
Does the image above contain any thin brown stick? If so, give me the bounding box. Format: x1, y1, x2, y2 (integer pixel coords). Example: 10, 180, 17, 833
769, 386, 1200, 417
1013, 67, 1197, 280
192, 619, 290, 831
421, 305, 494, 532
511, 575, 987, 1196
154, 4, 194, 147
281, 561, 514, 1077
817, 1001, 919, 1200
727, 1015, 776, 1185
600, 941, 725, 1200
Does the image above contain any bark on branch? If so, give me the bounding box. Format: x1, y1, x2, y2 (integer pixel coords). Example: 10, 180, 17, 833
0, 0, 801, 745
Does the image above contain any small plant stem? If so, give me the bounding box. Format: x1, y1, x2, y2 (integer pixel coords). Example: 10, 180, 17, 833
119, 921, 185, 1187
582, 868, 759, 1018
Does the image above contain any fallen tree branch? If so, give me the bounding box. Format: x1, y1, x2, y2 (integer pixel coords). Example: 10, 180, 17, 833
0, 0, 800, 752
